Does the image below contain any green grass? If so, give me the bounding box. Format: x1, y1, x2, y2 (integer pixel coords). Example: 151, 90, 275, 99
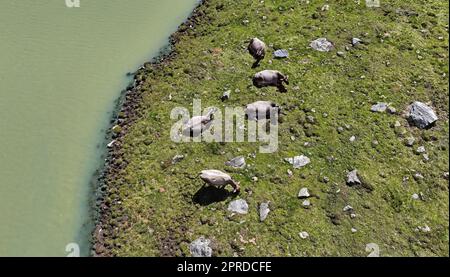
96, 0, 449, 257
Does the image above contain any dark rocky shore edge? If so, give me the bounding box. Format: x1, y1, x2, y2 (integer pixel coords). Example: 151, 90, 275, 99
91, 0, 210, 257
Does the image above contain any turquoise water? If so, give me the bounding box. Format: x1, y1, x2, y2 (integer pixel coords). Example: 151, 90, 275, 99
0, 0, 197, 256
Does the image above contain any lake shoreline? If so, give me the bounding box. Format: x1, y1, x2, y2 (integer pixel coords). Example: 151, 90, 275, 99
91, 0, 209, 256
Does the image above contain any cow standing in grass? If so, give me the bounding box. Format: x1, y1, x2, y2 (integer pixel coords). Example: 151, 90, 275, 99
252, 70, 289, 92
248, 37, 267, 68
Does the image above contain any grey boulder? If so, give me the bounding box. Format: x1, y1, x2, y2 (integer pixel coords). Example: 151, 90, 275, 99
190, 237, 212, 257
408, 101, 438, 129
228, 199, 249, 214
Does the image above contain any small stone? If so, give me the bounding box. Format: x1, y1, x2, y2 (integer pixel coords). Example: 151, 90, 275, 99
221, 90, 231, 101
299, 231, 309, 239
412, 193, 420, 200
298, 188, 310, 199
413, 173, 424, 181
407, 101, 438, 129
228, 199, 249, 214
337, 51, 345, 57
321, 4, 329, 11
252, 176, 258, 182
107, 140, 116, 148
422, 154, 429, 161
225, 156, 246, 169
337, 126, 344, 133
190, 237, 212, 257
287, 169, 293, 177
347, 170, 361, 186
171, 154, 185, 165
370, 102, 388, 113
387, 106, 397, 114
273, 49, 289, 59
444, 172, 449, 180
416, 146, 426, 154
322, 176, 330, 183
351, 228, 358, 233
285, 155, 311, 169
343, 205, 354, 212
349, 136, 356, 142
302, 199, 311, 208
352, 38, 363, 46
310, 38, 334, 52
259, 202, 270, 222
306, 115, 315, 124
404, 137, 415, 147
350, 213, 357, 219
419, 225, 431, 233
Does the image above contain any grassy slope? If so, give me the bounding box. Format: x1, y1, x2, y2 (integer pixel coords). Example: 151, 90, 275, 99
100, 0, 449, 256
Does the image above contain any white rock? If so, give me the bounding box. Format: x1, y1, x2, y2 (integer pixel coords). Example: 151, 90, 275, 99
298, 188, 310, 199
343, 205, 354, 212
310, 38, 334, 52
285, 155, 311, 169
408, 101, 438, 129
299, 231, 309, 239
347, 170, 361, 186
190, 237, 212, 257
259, 202, 270, 222
228, 199, 249, 214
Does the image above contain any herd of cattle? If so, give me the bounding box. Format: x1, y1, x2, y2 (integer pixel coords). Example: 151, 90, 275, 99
184, 37, 286, 194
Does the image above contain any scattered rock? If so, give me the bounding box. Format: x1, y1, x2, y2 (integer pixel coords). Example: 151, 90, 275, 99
259, 202, 270, 222
321, 4, 330, 11
352, 38, 363, 46
412, 193, 420, 200
221, 90, 231, 101
107, 140, 116, 148
350, 213, 357, 219
228, 199, 249, 214
347, 170, 361, 186
337, 51, 345, 57
365, 0, 381, 8
343, 205, 354, 212
225, 156, 246, 169
273, 49, 289, 59
407, 101, 438, 129
310, 38, 334, 52
416, 146, 426, 154
349, 135, 356, 142
171, 154, 185, 165
299, 231, 309, 239
404, 137, 415, 147
444, 172, 449, 180
413, 173, 424, 181
285, 155, 311, 169
417, 225, 431, 233
387, 106, 397, 114
351, 228, 358, 233
298, 188, 310, 199
370, 102, 388, 113
190, 237, 212, 257
302, 199, 311, 208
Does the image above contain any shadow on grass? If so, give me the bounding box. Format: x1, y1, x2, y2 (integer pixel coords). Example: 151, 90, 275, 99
193, 186, 235, 206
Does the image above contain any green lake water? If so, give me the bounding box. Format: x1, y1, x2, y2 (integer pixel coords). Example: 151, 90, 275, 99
0, 0, 197, 256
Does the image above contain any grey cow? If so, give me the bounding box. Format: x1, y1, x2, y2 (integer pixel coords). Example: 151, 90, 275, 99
252, 70, 289, 92
248, 37, 267, 68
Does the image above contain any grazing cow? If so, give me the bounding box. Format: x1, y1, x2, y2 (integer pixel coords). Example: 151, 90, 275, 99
252, 70, 289, 92
245, 101, 280, 121
248, 37, 267, 68
200, 170, 240, 193
182, 109, 216, 137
